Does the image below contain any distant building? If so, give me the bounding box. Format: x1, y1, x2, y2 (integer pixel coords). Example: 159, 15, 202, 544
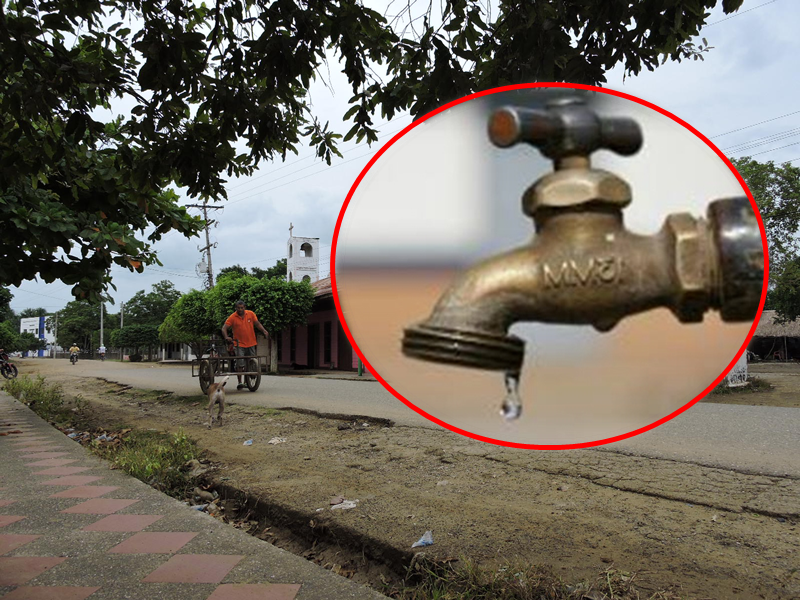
272, 277, 362, 371
748, 309, 800, 361
287, 222, 319, 283
19, 316, 56, 357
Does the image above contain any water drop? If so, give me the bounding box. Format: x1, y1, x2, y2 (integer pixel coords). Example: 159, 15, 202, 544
500, 371, 522, 420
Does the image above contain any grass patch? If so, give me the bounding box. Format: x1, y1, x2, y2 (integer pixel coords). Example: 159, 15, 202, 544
389, 556, 680, 600
4, 375, 199, 498
3, 375, 80, 423
93, 429, 199, 496
710, 375, 773, 395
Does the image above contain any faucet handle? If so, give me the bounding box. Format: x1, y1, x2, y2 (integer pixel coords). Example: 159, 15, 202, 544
488, 99, 643, 161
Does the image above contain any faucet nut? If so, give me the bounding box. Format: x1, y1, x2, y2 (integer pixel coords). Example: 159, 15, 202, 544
665, 213, 711, 322
524, 169, 632, 215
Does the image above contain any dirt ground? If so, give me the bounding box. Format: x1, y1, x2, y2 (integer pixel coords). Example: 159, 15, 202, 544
15, 360, 800, 599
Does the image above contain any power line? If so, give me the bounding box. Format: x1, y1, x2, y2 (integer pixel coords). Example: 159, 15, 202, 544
11, 288, 72, 302
147, 267, 200, 279
226, 147, 381, 207
724, 127, 800, 154
743, 140, 800, 157
711, 109, 800, 139
704, 0, 779, 28
225, 122, 412, 206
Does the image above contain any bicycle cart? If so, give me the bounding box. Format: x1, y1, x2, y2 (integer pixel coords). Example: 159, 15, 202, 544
191, 342, 266, 394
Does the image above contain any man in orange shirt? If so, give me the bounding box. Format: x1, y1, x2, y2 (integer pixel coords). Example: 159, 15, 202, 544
221, 300, 269, 390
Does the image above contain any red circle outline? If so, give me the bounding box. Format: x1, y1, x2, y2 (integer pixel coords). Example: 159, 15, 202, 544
330, 82, 769, 450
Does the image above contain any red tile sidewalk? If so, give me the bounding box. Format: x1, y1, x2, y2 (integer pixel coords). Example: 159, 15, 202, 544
0, 389, 386, 599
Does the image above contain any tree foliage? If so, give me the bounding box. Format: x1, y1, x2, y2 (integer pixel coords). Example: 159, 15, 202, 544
731, 157, 800, 321
217, 265, 250, 280
242, 277, 314, 335
0, 321, 18, 350
47, 300, 100, 350
162, 275, 314, 359
111, 324, 160, 354
0, 288, 12, 323
219, 259, 287, 282
17, 331, 46, 353
252, 258, 287, 280
159, 289, 217, 358
1, 0, 744, 301
124, 280, 182, 327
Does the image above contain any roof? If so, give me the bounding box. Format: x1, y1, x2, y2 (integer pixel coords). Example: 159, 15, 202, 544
311, 277, 332, 298
752, 309, 800, 337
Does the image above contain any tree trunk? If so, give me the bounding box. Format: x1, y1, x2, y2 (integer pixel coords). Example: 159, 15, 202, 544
270, 336, 278, 373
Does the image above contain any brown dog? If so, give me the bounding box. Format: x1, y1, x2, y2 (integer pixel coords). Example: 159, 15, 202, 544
207, 376, 229, 427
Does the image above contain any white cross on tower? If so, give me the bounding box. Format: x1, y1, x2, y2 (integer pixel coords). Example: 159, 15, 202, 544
289, 222, 293, 237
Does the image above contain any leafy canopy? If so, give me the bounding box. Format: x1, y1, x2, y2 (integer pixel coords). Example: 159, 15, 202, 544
123, 280, 182, 327
0, 322, 18, 350
111, 323, 160, 353
46, 300, 101, 350
731, 157, 800, 321
159, 289, 217, 358
163, 275, 314, 356
1, 0, 744, 301
218, 259, 287, 282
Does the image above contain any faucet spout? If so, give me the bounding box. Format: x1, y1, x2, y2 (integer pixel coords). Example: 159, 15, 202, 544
403, 209, 674, 373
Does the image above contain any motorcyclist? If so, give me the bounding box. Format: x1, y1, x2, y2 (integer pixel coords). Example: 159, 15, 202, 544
68, 343, 80, 363
98, 345, 106, 361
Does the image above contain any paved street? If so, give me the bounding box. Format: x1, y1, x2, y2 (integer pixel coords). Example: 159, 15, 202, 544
20, 359, 800, 478
24, 359, 432, 428
604, 403, 800, 478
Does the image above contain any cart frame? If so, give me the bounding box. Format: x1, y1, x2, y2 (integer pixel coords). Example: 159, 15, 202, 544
191, 354, 266, 393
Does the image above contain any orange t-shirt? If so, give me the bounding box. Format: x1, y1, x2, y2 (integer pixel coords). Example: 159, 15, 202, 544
225, 310, 258, 348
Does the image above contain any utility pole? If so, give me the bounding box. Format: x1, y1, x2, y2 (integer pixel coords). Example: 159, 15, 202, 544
186, 201, 223, 289
120, 302, 124, 329
100, 302, 104, 348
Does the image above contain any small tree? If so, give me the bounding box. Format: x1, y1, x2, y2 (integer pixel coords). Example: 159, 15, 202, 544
47, 300, 100, 351
160, 290, 217, 359
112, 324, 160, 360
246, 278, 315, 372
209, 276, 314, 372
17, 332, 46, 354
124, 281, 182, 327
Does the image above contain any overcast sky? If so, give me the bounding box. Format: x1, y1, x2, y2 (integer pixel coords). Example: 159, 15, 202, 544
8, 0, 796, 315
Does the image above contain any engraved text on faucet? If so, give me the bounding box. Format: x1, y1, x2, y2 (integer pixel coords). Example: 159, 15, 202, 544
542, 256, 623, 289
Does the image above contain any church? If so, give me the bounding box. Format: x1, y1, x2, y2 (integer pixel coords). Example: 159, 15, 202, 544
273, 224, 361, 371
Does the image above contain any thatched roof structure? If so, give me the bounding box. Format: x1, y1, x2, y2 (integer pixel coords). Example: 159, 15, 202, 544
752, 310, 800, 338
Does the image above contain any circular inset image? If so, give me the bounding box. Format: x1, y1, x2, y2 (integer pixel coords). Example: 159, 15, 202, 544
333, 84, 767, 448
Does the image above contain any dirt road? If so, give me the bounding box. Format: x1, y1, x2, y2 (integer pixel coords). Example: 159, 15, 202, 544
12, 359, 800, 599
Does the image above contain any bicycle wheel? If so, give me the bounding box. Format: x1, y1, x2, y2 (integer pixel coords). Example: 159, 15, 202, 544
199, 360, 213, 394
245, 358, 261, 392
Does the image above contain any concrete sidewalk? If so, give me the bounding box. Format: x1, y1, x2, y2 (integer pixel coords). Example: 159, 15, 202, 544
0, 391, 386, 599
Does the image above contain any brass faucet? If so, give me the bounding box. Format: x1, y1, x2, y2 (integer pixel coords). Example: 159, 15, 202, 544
402, 98, 764, 378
